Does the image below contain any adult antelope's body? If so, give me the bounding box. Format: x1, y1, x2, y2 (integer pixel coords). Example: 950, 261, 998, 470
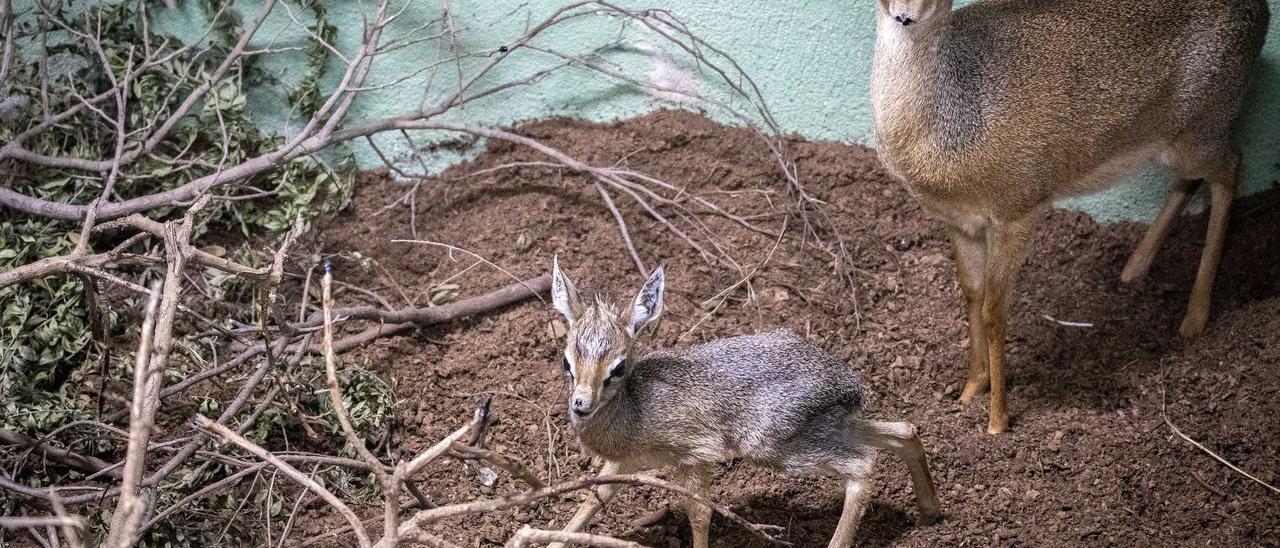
870, 0, 1269, 433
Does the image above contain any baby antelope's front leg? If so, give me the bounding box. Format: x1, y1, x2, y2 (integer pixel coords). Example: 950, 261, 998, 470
549, 460, 635, 548
674, 464, 714, 548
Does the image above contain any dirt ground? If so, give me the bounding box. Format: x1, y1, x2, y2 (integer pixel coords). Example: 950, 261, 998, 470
303, 110, 1280, 547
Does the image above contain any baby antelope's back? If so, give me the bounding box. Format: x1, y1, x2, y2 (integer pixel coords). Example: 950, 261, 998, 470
629, 330, 865, 466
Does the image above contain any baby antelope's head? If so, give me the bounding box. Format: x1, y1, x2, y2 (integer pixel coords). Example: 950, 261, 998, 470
549, 257, 665, 424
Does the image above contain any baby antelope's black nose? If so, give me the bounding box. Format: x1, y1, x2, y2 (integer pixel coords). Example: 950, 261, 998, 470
571, 397, 592, 417
895, 14, 916, 26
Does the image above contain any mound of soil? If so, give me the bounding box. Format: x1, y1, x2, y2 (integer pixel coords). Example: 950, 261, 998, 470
309, 110, 1280, 546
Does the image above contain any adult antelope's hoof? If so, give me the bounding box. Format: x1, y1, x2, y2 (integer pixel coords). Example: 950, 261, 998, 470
959, 378, 990, 402
1179, 310, 1208, 338
987, 415, 1008, 435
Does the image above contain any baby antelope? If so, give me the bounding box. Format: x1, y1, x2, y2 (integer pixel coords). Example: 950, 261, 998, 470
547, 258, 941, 548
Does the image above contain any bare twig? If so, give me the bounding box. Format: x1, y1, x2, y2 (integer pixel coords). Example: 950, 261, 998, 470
195, 415, 372, 548
320, 262, 386, 469
505, 526, 647, 548
390, 474, 789, 547
681, 216, 788, 341
450, 444, 545, 489
103, 279, 163, 548
320, 260, 395, 542
402, 401, 487, 480
1159, 371, 1280, 495
594, 181, 647, 276
1042, 314, 1094, 328
301, 274, 550, 330
0, 428, 120, 480
139, 463, 269, 535
48, 490, 81, 548
0, 517, 85, 532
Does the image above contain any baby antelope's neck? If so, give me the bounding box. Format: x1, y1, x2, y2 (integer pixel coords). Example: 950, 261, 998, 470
571, 384, 641, 460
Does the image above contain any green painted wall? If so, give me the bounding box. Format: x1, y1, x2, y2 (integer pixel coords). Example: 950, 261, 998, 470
160, 1, 1280, 222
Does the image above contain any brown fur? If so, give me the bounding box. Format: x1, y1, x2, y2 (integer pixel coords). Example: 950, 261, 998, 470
870, 0, 1269, 433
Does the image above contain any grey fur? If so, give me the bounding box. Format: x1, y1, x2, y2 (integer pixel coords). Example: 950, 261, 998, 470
575, 329, 868, 474
549, 260, 941, 547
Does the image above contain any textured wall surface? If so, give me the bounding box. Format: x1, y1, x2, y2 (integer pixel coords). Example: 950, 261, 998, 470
162, 0, 1280, 222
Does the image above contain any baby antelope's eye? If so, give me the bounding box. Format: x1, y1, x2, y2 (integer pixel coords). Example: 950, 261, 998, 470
603, 359, 626, 387
562, 356, 571, 375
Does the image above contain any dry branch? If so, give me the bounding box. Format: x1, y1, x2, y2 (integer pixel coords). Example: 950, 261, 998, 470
103, 280, 164, 548
47, 491, 81, 548
195, 415, 372, 548
390, 474, 789, 547
320, 261, 397, 543
0, 428, 120, 480
298, 273, 551, 354
450, 444, 545, 490
1159, 371, 1280, 495
138, 462, 269, 534
302, 274, 550, 329
505, 526, 647, 548
0, 516, 85, 532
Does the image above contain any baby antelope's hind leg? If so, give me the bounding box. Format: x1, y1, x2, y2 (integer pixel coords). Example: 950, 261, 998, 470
673, 464, 714, 548
855, 420, 942, 523
828, 472, 874, 548
829, 420, 942, 548
548, 460, 636, 548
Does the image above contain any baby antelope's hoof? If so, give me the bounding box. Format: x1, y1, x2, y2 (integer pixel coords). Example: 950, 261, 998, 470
920, 509, 944, 526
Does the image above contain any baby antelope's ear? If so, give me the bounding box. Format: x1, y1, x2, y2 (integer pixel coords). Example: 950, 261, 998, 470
551, 255, 582, 323
628, 265, 665, 336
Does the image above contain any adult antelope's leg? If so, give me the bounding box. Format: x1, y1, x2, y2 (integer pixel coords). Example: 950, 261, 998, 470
1180, 151, 1240, 337
1121, 178, 1202, 282
950, 228, 990, 401
856, 420, 942, 522
548, 460, 636, 548
673, 464, 714, 548
981, 217, 1037, 435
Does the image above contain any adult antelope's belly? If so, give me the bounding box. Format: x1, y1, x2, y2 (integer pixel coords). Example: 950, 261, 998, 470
1055, 142, 1173, 200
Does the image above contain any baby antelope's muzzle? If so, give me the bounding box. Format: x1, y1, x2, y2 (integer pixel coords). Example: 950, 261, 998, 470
570, 387, 594, 417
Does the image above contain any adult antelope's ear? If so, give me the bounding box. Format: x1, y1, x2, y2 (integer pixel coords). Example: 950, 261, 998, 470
628, 266, 665, 336
551, 255, 582, 323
